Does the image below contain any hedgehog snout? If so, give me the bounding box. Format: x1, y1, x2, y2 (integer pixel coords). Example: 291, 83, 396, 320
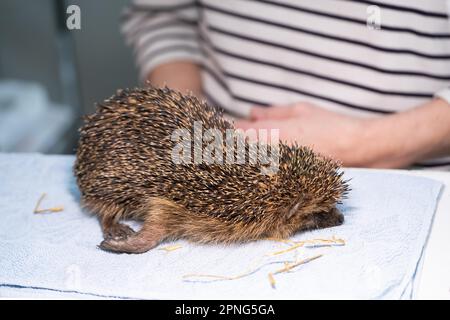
311, 208, 345, 229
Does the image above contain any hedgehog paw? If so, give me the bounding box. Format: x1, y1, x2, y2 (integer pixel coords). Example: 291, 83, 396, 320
98, 234, 159, 254
104, 223, 136, 241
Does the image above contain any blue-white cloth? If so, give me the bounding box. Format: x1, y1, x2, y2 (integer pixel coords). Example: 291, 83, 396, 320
0, 153, 443, 299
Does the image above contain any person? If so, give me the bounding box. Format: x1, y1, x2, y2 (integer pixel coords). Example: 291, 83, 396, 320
122, 0, 450, 169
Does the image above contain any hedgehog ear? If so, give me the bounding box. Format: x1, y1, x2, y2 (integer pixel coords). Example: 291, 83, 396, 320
287, 202, 300, 219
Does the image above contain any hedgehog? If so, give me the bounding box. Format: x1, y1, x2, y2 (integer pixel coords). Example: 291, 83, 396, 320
74, 86, 349, 254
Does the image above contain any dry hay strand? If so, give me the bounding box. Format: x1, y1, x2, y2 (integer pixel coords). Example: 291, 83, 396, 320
33, 193, 64, 214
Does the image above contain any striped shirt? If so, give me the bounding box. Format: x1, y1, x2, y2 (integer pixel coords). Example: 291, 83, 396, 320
122, 0, 450, 169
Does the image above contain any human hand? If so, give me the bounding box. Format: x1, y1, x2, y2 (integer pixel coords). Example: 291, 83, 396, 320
235, 102, 370, 166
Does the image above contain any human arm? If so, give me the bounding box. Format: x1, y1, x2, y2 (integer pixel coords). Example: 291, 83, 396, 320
235, 98, 450, 168
122, 0, 203, 96
359, 98, 450, 168
147, 60, 202, 97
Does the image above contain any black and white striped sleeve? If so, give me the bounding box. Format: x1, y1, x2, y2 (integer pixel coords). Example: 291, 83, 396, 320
121, 0, 202, 82
435, 87, 450, 105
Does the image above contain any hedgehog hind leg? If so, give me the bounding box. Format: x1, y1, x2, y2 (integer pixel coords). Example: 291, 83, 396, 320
101, 215, 136, 241
98, 197, 181, 254
99, 226, 163, 254
83, 198, 136, 241
98, 217, 166, 254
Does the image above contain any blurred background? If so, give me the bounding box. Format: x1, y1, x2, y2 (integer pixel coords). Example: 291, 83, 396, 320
0, 0, 137, 154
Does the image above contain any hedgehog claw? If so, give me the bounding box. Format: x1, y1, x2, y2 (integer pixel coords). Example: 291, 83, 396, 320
98, 239, 125, 253
104, 223, 135, 241
98, 235, 158, 254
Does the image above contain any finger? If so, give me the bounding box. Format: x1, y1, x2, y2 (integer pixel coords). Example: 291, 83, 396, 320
234, 120, 254, 131
250, 105, 297, 120
234, 120, 284, 142
235, 119, 280, 131
235, 120, 269, 142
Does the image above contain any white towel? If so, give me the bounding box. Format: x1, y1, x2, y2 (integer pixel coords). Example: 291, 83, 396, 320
0, 153, 443, 299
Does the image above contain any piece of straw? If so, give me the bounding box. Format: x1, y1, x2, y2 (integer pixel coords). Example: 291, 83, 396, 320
158, 244, 183, 252
272, 254, 323, 274
183, 236, 341, 288
183, 267, 256, 281
266, 254, 323, 289
268, 237, 345, 256
269, 243, 305, 256
268, 272, 276, 288
265, 237, 297, 245
33, 193, 64, 214
183, 254, 323, 284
